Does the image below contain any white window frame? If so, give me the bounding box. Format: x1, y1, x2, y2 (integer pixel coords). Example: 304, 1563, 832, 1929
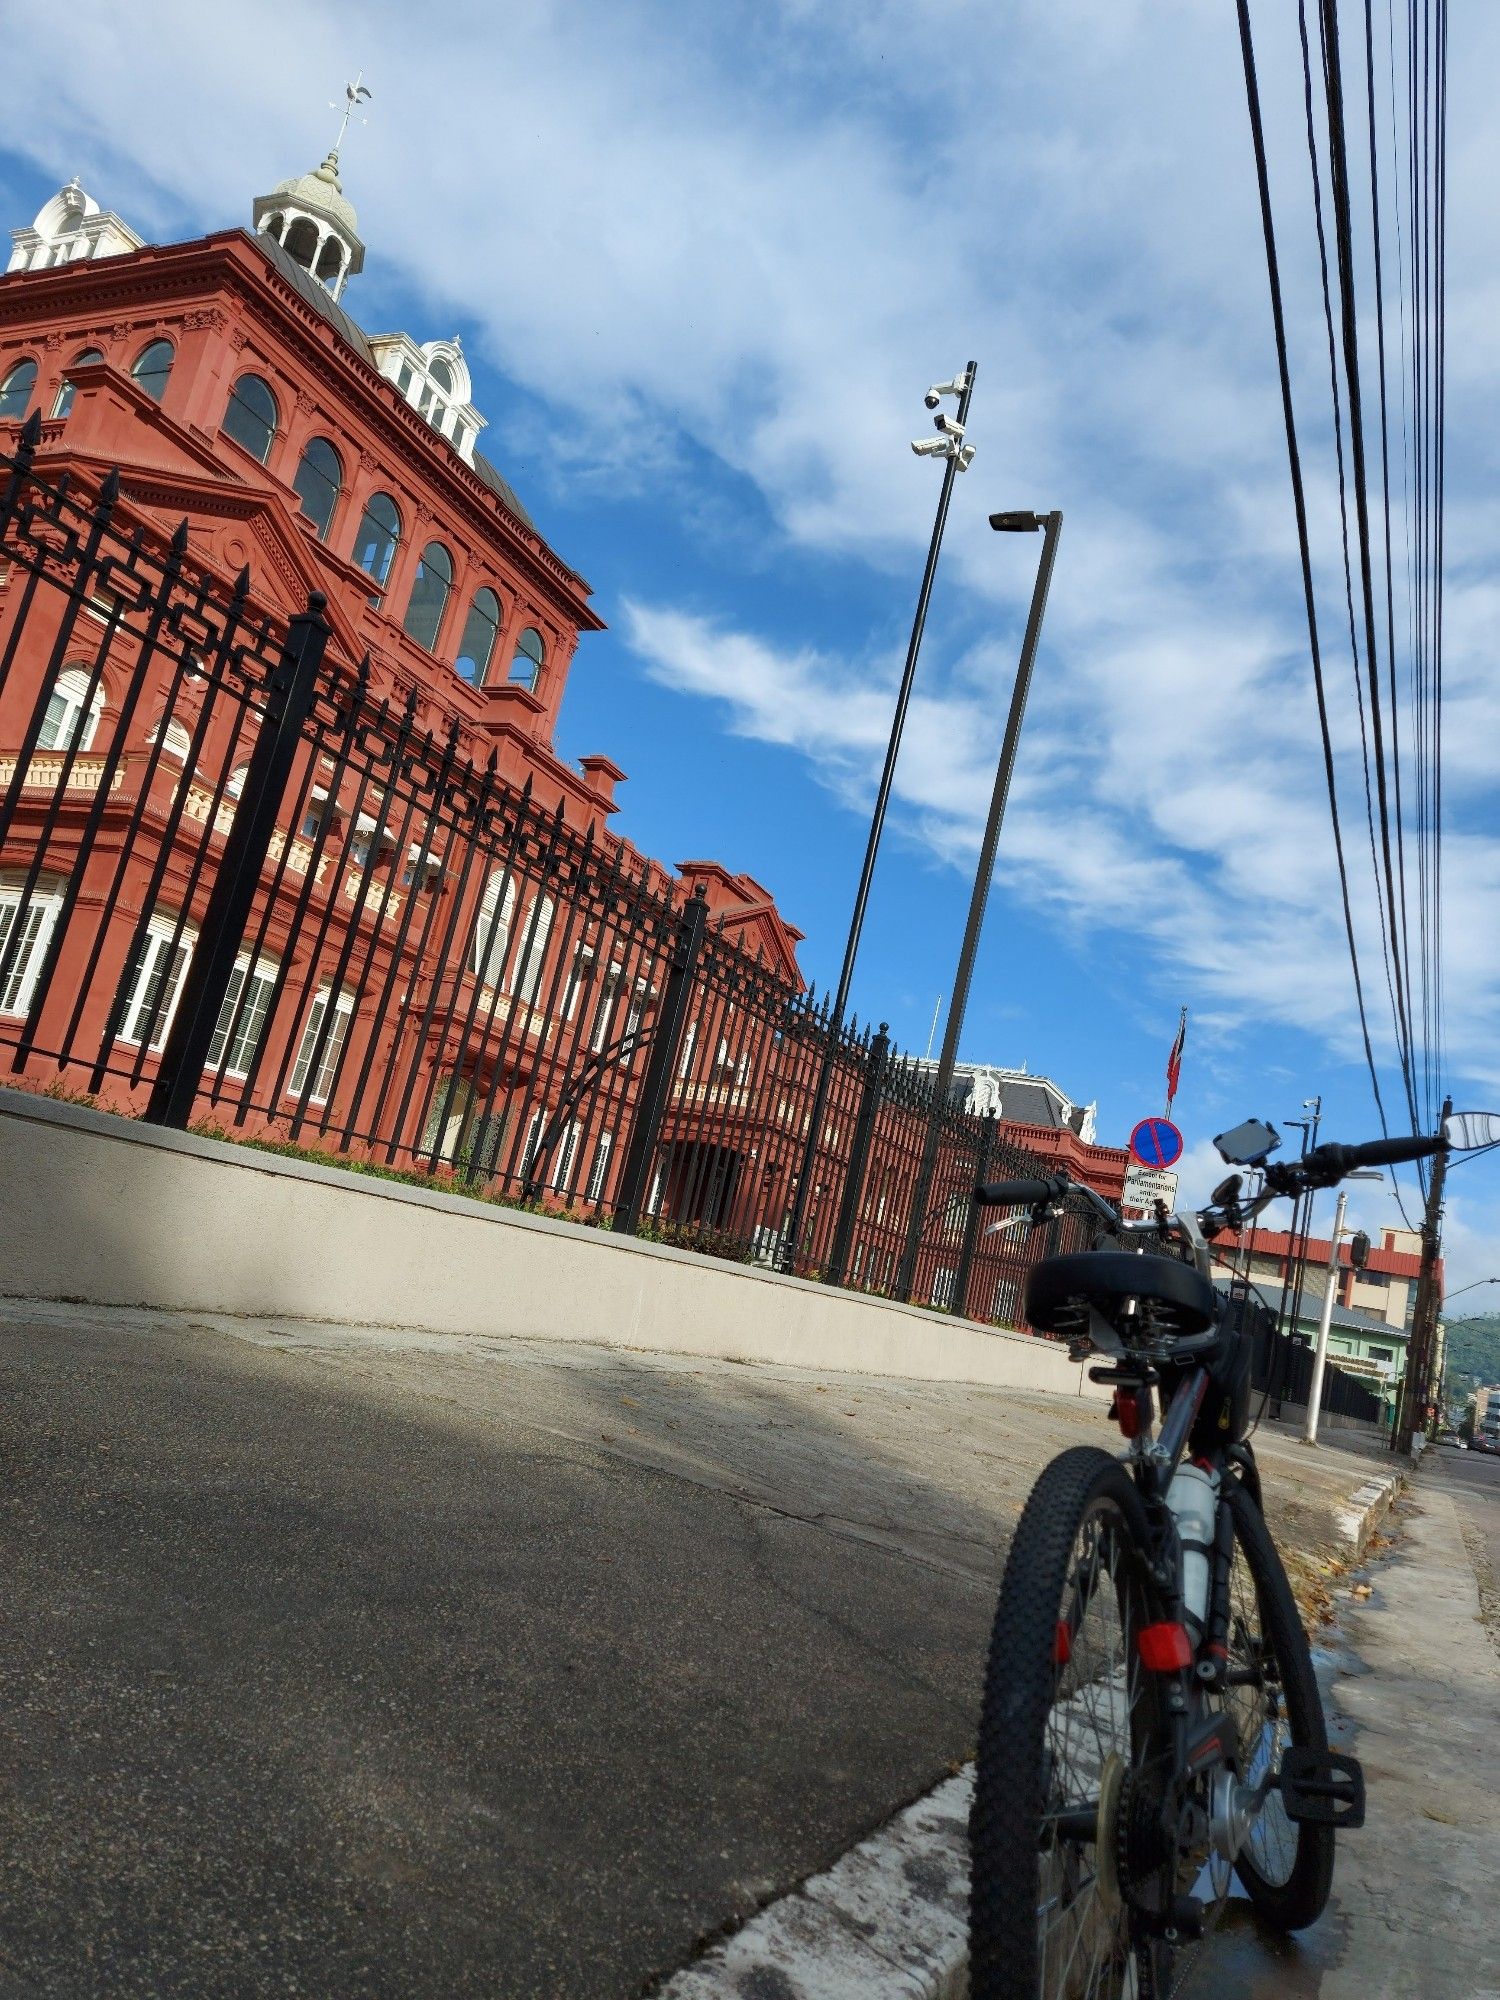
585, 1129, 614, 1204
117, 912, 195, 1051
0, 876, 64, 1017
148, 717, 193, 763
38, 666, 104, 754
590, 964, 622, 1054
205, 954, 279, 1079
287, 988, 354, 1104
511, 893, 554, 1007
474, 872, 516, 989
555, 1118, 583, 1195
678, 1020, 699, 1078
563, 943, 594, 1022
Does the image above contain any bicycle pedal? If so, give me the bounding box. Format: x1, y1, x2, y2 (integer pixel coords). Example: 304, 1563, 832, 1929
1276, 1746, 1366, 1829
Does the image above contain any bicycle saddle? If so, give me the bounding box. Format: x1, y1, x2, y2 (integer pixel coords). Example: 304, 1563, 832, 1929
1025, 1250, 1219, 1342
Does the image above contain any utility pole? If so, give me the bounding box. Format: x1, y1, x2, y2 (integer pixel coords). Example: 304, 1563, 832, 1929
1395, 1094, 1452, 1455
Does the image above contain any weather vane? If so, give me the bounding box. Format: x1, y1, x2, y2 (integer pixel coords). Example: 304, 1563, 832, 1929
329, 74, 372, 155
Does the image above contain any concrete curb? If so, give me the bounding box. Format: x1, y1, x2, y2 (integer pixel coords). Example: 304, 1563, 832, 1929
653, 1768, 974, 2000
654, 1462, 1405, 1999
1334, 1471, 1404, 1555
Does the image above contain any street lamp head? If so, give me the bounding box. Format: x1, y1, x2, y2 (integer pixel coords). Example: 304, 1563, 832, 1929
990, 510, 1043, 532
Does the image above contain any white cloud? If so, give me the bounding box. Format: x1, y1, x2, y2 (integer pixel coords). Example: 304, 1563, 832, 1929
3, 0, 1495, 1105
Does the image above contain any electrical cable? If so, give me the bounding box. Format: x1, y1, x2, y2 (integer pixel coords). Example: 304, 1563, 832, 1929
1234, 0, 1400, 1151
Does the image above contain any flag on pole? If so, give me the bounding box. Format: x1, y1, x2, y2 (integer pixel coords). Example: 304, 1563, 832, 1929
1165, 1008, 1187, 1116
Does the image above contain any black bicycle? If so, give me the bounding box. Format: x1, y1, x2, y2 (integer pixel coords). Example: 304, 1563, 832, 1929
966, 1115, 1449, 1999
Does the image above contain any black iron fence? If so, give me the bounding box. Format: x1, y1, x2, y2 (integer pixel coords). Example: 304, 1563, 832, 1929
0, 418, 1100, 1322
1223, 1281, 1386, 1427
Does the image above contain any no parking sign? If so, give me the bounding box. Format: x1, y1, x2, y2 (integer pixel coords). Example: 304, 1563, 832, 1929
1129, 1117, 1184, 1171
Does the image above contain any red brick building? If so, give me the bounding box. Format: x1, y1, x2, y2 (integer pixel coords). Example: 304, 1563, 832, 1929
0, 154, 1123, 1312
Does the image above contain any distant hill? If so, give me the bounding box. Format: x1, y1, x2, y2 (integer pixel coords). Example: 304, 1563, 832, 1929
1445, 1314, 1500, 1395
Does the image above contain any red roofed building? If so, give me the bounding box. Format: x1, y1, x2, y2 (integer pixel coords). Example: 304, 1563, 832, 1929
1211, 1223, 1432, 1331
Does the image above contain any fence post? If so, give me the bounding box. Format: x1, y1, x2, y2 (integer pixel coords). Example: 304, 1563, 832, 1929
613, 884, 709, 1235
954, 1111, 997, 1320
825, 1022, 889, 1288
145, 594, 332, 1127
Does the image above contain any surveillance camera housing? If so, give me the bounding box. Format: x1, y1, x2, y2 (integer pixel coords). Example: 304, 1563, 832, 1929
924, 391, 941, 410
935, 413, 965, 437
911, 436, 949, 457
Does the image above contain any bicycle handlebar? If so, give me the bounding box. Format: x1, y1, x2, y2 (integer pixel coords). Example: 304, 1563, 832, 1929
974, 1177, 1061, 1207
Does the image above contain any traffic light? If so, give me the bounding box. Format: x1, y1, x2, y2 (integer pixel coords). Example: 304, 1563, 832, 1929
1349, 1230, 1371, 1271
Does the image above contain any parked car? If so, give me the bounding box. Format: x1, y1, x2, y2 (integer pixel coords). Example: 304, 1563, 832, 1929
1437, 1431, 1466, 1449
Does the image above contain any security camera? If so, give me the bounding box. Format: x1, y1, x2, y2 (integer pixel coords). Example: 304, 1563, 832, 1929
934, 412, 965, 437
957, 443, 977, 470
911, 436, 950, 457
925, 373, 969, 406
924, 390, 942, 410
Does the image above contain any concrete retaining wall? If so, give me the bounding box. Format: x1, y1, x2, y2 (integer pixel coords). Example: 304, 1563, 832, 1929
0, 1089, 1106, 1397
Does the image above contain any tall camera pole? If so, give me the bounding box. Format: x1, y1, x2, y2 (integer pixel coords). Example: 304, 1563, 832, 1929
896, 509, 1062, 1302
780, 363, 977, 1275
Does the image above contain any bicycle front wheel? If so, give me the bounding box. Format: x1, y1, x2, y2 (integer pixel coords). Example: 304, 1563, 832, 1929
969, 1446, 1172, 2000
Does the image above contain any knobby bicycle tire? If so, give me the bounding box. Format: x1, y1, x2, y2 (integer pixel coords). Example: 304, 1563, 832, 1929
969, 1446, 1169, 2000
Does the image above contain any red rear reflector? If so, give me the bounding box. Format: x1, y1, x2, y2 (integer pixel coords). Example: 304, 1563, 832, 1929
1137, 1623, 1193, 1671
1114, 1389, 1141, 1439
1053, 1621, 1072, 1666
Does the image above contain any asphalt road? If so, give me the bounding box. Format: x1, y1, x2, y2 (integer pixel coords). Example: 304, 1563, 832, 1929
0, 1307, 1408, 1999
0, 1313, 995, 1998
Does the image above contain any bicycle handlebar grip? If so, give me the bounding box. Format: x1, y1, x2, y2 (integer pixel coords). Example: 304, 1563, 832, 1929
1346, 1134, 1444, 1169
974, 1177, 1057, 1207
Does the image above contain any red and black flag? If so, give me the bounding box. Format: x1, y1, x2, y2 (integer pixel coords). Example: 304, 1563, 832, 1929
1165, 1008, 1187, 1116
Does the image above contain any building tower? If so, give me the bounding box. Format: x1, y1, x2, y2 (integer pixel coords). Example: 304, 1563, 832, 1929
252, 150, 365, 302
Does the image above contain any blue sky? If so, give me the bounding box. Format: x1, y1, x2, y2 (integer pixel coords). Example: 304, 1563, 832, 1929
6, 0, 1499, 1295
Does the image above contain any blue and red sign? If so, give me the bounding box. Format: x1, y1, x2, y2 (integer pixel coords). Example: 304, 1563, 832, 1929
1129, 1117, 1184, 1170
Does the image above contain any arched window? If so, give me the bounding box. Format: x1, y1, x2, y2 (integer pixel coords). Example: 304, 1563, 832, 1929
473, 873, 516, 988
52, 347, 103, 418
429, 356, 455, 395
403, 541, 453, 651
130, 339, 174, 404
148, 718, 193, 763
314, 238, 344, 288
353, 492, 401, 589
512, 894, 554, 1005
509, 626, 546, 691
292, 437, 343, 540
454, 588, 501, 684
226, 764, 250, 800
38, 666, 104, 753
0, 359, 38, 421
283, 217, 319, 269
221, 373, 279, 463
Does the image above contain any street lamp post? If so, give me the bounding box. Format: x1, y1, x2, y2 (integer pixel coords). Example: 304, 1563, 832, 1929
896, 507, 1062, 1303
780, 365, 978, 1276
1303, 1171, 1384, 1446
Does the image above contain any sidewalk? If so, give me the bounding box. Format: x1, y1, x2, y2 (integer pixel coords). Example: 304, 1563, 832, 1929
0, 1303, 1401, 1996
1313, 1481, 1500, 2000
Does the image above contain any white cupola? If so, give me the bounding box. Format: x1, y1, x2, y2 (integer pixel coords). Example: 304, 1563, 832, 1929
252, 149, 365, 301
8, 178, 144, 273
367, 333, 487, 464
